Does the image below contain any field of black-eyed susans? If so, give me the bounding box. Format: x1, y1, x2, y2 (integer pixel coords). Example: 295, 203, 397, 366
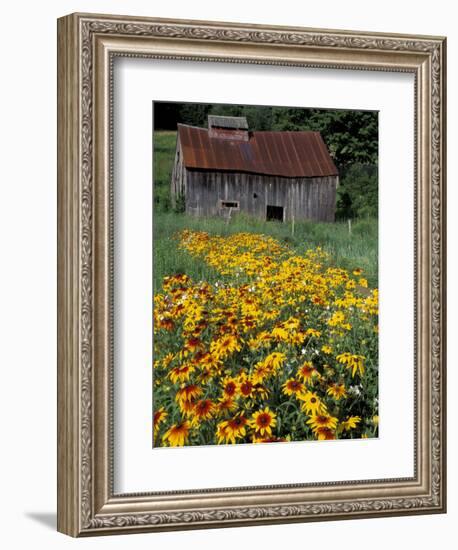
153, 230, 379, 447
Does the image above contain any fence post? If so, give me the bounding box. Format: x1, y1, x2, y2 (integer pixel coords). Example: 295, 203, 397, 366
226, 206, 233, 225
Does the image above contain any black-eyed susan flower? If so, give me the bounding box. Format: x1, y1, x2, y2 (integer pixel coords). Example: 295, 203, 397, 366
263, 351, 286, 371
161, 352, 175, 368
283, 317, 300, 330
253, 383, 269, 399
153, 407, 168, 435
271, 326, 289, 342
175, 385, 203, 416
217, 397, 237, 415
157, 317, 174, 331
184, 337, 204, 353
179, 400, 196, 417
336, 352, 365, 377
192, 399, 216, 422
307, 413, 338, 434
162, 421, 191, 446
297, 362, 319, 384
328, 311, 345, 327
175, 385, 202, 408
282, 378, 305, 397
326, 383, 347, 400
314, 426, 336, 440
340, 416, 361, 431
358, 277, 368, 288
289, 331, 307, 345
197, 366, 218, 385
249, 407, 277, 437
221, 376, 238, 398
217, 415, 248, 444
247, 331, 272, 351
263, 309, 280, 321
299, 391, 326, 415
238, 374, 255, 398
312, 294, 325, 306
251, 361, 272, 384
197, 352, 221, 370
242, 315, 257, 332
169, 364, 195, 385
345, 279, 356, 290
210, 334, 241, 359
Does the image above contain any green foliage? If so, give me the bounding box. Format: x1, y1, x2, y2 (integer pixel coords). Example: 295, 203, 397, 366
173, 193, 186, 214
178, 103, 212, 127
337, 164, 378, 220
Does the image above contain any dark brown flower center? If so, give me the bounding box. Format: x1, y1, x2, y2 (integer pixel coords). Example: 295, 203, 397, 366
225, 382, 236, 395
197, 401, 210, 413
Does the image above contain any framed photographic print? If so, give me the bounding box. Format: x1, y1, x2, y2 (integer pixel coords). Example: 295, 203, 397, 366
57, 13, 446, 536
152, 100, 379, 450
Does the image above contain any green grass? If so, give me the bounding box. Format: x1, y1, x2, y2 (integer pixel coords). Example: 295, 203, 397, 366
153, 131, 177, 212
152, 130, 378, 292
154, 212, 378, 292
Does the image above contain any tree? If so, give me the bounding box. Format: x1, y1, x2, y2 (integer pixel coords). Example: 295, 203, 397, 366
336, 164, 378, 219
154, 102, 379, 219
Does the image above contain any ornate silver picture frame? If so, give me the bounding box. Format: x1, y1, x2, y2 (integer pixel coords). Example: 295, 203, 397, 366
57, 12, 446, 536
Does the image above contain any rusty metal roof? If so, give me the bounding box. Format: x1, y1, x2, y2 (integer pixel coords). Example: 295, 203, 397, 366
177, 124, 338, 178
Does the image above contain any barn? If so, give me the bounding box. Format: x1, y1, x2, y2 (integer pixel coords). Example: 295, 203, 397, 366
170, 115, 338, 222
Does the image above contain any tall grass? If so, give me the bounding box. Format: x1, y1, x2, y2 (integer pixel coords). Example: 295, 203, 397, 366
154, 211, 378, 292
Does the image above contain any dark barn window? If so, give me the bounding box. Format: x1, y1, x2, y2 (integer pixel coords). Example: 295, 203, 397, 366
266, 205, 284, 222
221, 200, 239, 208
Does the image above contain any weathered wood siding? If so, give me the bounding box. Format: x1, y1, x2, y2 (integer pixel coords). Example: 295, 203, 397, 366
184, 169, 337, 222
170, 137, 186, 209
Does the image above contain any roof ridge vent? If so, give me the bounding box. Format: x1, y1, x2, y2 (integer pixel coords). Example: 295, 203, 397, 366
208, 115, 248, 130
208, 115, 249, 141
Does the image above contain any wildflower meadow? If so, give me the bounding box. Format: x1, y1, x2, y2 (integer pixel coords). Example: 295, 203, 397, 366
153, 227, 379, 447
